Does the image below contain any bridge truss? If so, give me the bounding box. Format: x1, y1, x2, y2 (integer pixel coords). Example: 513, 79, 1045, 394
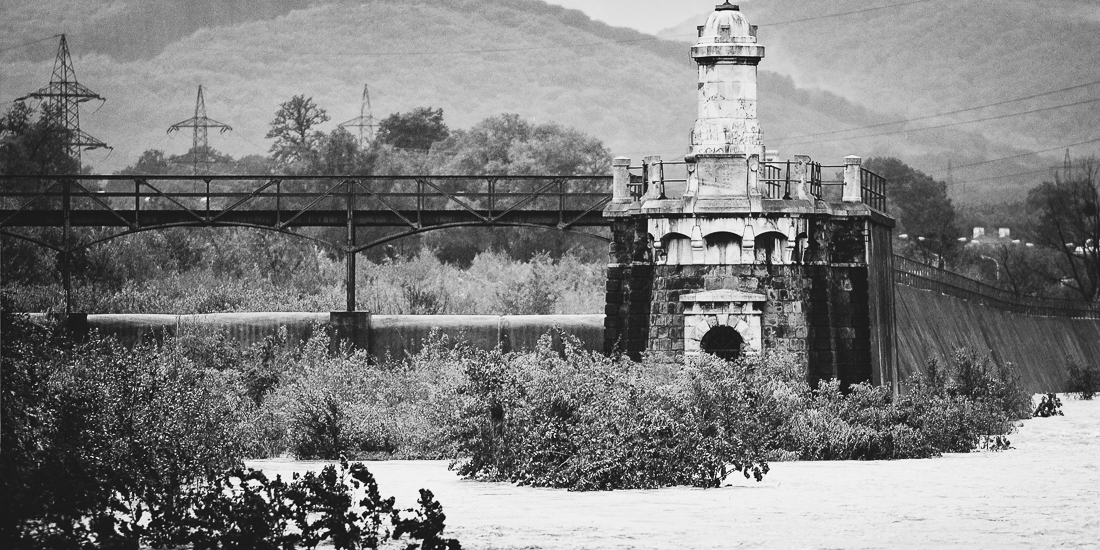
0, 175, 613, 313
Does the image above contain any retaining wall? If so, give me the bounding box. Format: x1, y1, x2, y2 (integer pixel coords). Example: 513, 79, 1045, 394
46, 285, 1100, 393
894, 285, 1100, 393
74, 312, 605, 360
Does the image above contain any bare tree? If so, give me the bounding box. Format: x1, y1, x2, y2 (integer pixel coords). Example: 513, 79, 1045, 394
1026, 156, 1100, 302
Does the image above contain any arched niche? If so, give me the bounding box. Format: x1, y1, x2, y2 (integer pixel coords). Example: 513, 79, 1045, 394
657, 232, 693, 265
753, 230, 788, 265
703, 231, 742, 265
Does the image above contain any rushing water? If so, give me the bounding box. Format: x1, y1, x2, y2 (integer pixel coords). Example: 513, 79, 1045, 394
250, 397, 1100, 549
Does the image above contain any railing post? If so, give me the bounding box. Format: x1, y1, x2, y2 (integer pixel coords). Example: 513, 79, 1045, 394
843, 155, 862, 203
346, 179, 356, 312
134, 179, 141, 228
275, 179, 281, 226
205, 178, 211, 218
784, 159, 792, 199
612, 157, 631, 202
417, 179, 423, 227
559, 178, 565, 225
488, 178, 495, 218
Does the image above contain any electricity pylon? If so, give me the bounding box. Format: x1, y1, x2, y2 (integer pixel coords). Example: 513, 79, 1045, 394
17, 34, 109, 168
168, 85, 233, 175
338, 84, 376, 147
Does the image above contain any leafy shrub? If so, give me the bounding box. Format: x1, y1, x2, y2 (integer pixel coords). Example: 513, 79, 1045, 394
177, 461, 460, 550
442, 331, 798, 489
248, 330, 460, 461
1066, 358, 1100, 399
1033, 393, 1064, 417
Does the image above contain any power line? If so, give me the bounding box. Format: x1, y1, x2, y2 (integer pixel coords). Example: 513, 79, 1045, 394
0, 34, 62, 55
175, 1, 940, 60
776, 97, 1100, 146
959, 166, 1056, 184
946, 137, 1100, 172
772, 78, 1100, 143
760, 0, 936, 27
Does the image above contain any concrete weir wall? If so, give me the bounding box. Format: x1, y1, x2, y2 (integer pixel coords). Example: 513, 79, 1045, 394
894, 285, 1100, 392
75, 312, 605, 360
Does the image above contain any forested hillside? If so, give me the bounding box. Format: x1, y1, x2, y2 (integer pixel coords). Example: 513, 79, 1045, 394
3, 0, 1095, 203
0, 2, 954, 187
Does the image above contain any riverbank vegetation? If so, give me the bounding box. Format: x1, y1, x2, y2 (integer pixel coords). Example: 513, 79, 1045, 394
3, 307, 1034, 529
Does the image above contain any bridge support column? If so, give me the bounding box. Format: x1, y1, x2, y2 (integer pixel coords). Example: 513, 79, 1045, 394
330, 311, 371, 354
346, 180, 357, 312
63, 178, 72, 316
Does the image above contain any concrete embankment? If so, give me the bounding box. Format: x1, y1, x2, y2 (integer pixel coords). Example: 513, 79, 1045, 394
72, 312, 605, 359
894, 285, 1100, 392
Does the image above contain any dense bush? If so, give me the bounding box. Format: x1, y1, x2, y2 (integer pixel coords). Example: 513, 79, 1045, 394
0, 310, 248, 547
1, 311, 461, 548
444, 333, 802, 489
1066, 358, 1100, 399
244, 330, 460, 461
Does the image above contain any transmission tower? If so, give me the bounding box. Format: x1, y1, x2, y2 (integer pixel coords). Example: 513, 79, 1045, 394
17, 34, 109, 168
167, 85, 233, 175
338, 84, 376, 147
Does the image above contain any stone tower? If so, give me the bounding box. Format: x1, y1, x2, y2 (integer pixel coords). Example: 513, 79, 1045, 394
603, 2, 897, 390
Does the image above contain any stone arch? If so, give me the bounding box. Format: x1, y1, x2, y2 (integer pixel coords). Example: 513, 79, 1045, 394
681, 290, 765, 357
700, 325, 745, 360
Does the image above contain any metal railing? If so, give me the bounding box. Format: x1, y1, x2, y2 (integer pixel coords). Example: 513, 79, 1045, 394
0, 174, 612, 239
861, 167, 887, 211
0, 174, 614, 315
631, 159, 832, 201
760, 160, 826, 200
893, 255, 1100, 319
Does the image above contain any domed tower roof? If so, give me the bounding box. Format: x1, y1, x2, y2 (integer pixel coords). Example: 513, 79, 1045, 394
698, 2, 752, 42
691, 2, 763, 63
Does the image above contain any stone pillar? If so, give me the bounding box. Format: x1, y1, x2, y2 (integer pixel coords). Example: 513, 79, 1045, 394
612, 157, 631, 202
794, 155, 811, 200
643, 156, 664, 200
843, 155, 862, 203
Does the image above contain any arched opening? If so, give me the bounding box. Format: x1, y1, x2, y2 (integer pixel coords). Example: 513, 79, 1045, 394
700, 325, 744, 361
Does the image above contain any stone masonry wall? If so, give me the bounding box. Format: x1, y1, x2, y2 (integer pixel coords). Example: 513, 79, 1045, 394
613, 214, 880, 387
604, 218, 652, 359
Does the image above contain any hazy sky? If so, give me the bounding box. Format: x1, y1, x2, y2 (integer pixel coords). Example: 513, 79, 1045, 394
543, 0, 724, 34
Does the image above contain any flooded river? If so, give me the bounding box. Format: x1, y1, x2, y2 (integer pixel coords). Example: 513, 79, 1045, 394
250, 397, 1099, 549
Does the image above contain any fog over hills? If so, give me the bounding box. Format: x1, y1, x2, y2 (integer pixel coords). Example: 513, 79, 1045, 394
3, 0, 1095, 204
